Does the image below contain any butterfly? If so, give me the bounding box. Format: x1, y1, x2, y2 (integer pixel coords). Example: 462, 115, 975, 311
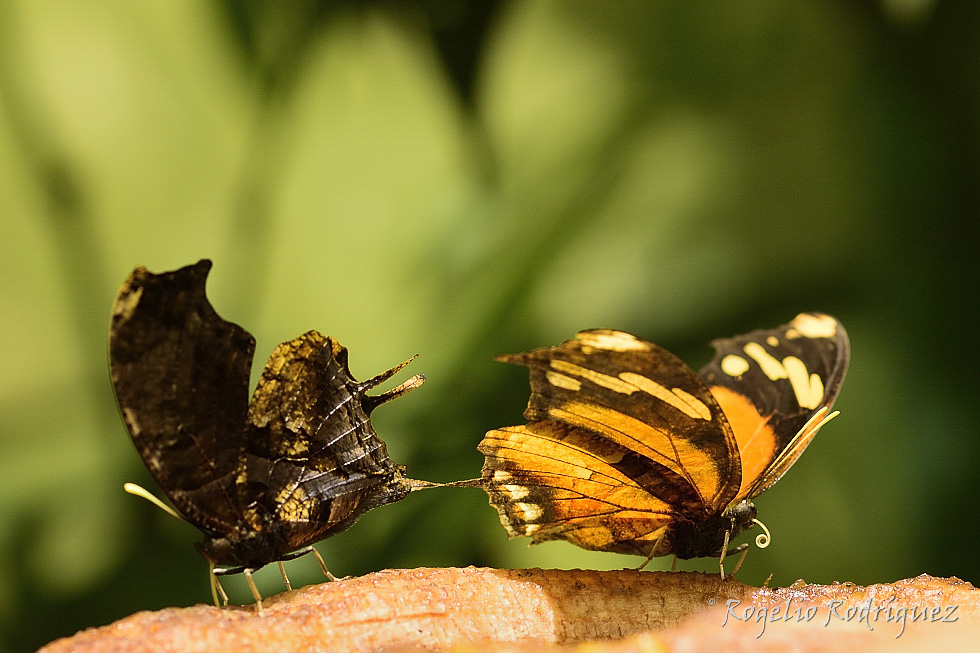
477, 313, 849, 575
109, 260, 432, 609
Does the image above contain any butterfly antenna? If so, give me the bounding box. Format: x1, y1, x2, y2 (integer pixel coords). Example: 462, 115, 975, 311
402, 478, 444, 491
123, 483, 183, 520
752, 518, 772, 549
443, 478, 484, 488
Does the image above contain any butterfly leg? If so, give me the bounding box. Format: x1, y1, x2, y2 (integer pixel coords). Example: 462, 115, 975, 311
277, 560, 292, 591
718, 529, 731, 579
727, 544, 749, 576
631, 551, 656, 571
669, 555, 678, 572
243, 568, 264, 615
630, 531, 667, 571
718, 527, 750, 579
311, 547, 345, 582
208, 562, 229, 607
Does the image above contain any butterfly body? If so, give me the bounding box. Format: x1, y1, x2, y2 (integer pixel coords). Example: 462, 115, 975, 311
479, 314, 848, 569
109, 260, 425, 578
195, 465, 413, 572
667, 500, 756, 560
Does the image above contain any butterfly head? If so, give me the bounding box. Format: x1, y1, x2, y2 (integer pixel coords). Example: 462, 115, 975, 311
723, 499, 759, 540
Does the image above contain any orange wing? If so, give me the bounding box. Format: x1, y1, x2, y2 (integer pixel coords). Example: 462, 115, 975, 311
699, 313, 850, 502
479, 329, 741, 556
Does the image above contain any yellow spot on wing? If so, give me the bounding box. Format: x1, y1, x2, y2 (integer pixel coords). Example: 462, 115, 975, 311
500, 484, 530, 500
791, 313, 837, 338
767, 336, 779, 346
743, 342, 787, 380
809, 373, 825, 407
575, 330, 649, 352
273, 485, 313, 522
783, 356, 824, 409
618, 372, 710, 420
550, 360, 637, 394
547, 371, 582, 391
670, 388, 713, 421
514, 502, 543, 522
743, 344, 826, 409
720, 354, 750, 377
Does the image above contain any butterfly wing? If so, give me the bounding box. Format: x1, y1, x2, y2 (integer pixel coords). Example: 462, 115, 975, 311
479, 329, 741, 556
239, 331, 423, 551
482, 422, 680, 556
699, 313, 850, 501
109, 260, 251, 536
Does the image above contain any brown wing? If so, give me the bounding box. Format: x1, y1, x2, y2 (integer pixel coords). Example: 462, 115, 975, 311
109, 260, 251, 537
239, 331, 423, 550
480, 329, 741, 555
699, 313, 850, 501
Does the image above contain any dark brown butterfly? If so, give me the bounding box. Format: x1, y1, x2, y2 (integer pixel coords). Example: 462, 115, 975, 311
478, 313, 849, 575
109, 260, 432, 608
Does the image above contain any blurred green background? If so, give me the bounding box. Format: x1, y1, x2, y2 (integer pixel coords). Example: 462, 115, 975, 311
2, 0, 978, 650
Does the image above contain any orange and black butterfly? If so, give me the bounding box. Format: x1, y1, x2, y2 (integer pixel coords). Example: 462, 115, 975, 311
478, 313, 849, 575
109, 260, 433, 608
